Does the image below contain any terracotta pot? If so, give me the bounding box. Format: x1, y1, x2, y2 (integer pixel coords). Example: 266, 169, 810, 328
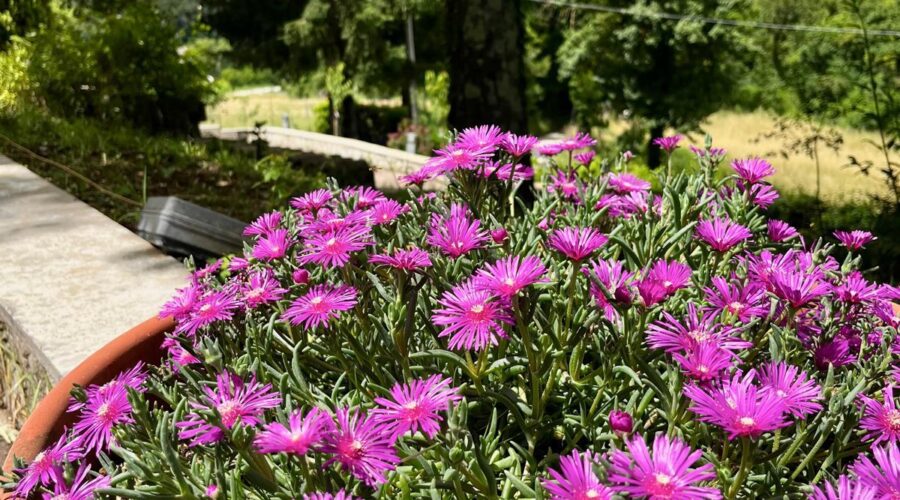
2, 316, 173, 475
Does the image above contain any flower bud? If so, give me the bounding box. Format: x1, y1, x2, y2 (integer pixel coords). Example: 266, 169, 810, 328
491, 227, 508, 244
609, 409, 633, 434
623, 150, 634, 162
206, 484, 220, 499
292, 269, 310, 285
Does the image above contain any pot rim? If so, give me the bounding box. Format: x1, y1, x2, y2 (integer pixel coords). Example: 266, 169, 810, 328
2, 315, 173, 475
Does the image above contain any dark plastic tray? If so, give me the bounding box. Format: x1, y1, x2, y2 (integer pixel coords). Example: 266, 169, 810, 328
137, 196, 246, 260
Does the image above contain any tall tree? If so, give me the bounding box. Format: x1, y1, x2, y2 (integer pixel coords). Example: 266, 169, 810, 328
559, 0, 751, 167
446, 0, 528, 133
0, 0, 51, 49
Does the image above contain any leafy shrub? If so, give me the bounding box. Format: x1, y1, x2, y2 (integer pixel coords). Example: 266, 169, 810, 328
219, 66, 282, 91
7, 129, 900, 499
14, 3, 214, 134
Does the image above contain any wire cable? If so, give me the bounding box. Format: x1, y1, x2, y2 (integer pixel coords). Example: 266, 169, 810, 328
529, 0, 900, 38
0, 131, 143, 207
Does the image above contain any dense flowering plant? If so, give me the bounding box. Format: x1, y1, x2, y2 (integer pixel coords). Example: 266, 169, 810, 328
7, 126, 900, 499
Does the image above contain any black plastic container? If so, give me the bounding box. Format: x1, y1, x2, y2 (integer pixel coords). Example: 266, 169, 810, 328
137, 197, 245, 261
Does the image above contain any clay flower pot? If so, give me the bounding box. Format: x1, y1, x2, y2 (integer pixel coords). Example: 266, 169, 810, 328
2, 316, 174, 474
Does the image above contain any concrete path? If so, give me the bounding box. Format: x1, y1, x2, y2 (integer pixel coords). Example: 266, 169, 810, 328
0, 157, 188, 380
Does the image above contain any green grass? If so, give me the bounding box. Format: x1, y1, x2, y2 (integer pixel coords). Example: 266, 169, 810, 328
205, 92, 323, 131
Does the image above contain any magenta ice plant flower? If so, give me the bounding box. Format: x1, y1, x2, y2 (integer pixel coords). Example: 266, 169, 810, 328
432, 281, 513, 351
474, 255, 547, 297
254, 407, 330, 456
767, 220, 799, 242
609, 410, 634, 434
341, 186, 387, 209
174, 289, 240, 337
369, 247, 432, 271
500, 133, 539, 157
44, 464, 110, 500
684, 371, 789, 440
653, 134, 683, 153
252, 228, 292, 261
548, 227, 608, 262
809, 476, 877, 500
672, 342, 736, 382
177, 371, 282, 447
703, 277, 769, 323
607, 172, 651, 194
241, 271, 287, 309
321, 407, 400, 486
647, 259, 692, 295
14, 432, 83, 497
427, 204, 489, 259
834, 230, 876, 251
575, 150, 596, 166
543, 449, 613, 500
368, 199, 409, 226
303, 491, 359, 500
757, 362, 822, 418
731, 157, 775, 184
434, 143, 492, 172
608, 433, 720, 499
547, 170, 582, 201
646, 304, 751, 354
851, 441, 900, 498
291, 189, 334, 213
298, 226, 372, 268
584, 258, 634, 320
282, 284, 358, 330
695, 217, 752, 252
243, 211, 282, 237
69, 383, 134, 453
457, 124, 504, 151
859, 385, 900, 445
371, 374, 461, 439
770, 268, 831, 309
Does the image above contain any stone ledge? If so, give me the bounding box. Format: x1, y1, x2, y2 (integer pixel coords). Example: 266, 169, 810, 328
0, 156, 188, 380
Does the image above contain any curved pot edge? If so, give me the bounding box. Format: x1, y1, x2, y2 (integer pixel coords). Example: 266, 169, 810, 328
2, 315, 174, 475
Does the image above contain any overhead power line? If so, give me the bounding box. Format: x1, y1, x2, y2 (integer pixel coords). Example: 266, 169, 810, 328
528, 0, 900, 38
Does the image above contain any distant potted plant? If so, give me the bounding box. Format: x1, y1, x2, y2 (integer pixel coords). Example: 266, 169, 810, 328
5, 128, 899, 499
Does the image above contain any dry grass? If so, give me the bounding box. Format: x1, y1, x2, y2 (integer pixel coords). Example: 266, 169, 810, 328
205, 93, 323, 131
207, 92, 890, 203
699, 111, 890, 203
0, 322, 52, 440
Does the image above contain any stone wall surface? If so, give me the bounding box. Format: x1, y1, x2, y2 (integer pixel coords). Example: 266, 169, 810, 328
0, 156, 188, 380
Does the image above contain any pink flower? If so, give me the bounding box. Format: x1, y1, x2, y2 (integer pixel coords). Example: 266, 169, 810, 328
292, 268, 310, 284
810, 476, 877, 500
695, 217, 752, 252
291, 189, 334, 213
434, 143, 493, 172
608, 433, 720, 499
859, 386, 900, 445
703, 277, 769, 323
834, 230, 876, 251
609, 410, 634, 434
69, 383, 133, 453
653, 134, 683, 153
341, 186, 387, 209
814, 338, 857, 370
543, 449, 613, 500
757, 362, 822, 418
559, 132, 597, 151
252, 228, 292, 261
767, 220, 799, 242
241, 271, 287, 309
400, 159, 445, 185
646, 304, 751, 354
607, 173, 651, 194
584, 258, 634, 320
298, 226, 372, 268
575, 150, 596, 166
851, 441, 900, 498
43, 464, 110, 500
547, 170, 582, 201
731, 157, 775, 184
372, 375, 461, 439
177, 371, 282, 446
636, 278, 668, 307
748, 183, 779, 208
500, 133, 539, 157
175, 289, 240, 337
457, 124, 504, 151
770, 269, 830, 308
14, 433, 83, 497
282, 284, 358, 330
303, 491, 359, 500
647, 259, 692, 295
321, 407, 400, 486
474, 255, 547, 297
243, 211, 282, 237
427, 204, 489, 259
302, 209, 370, 235
548, 227, 608, 261
369, 248, 432, 271
160, 284, 200, 321
672, 342, 735, 382
834, 271, 881, 304
163, 337, 200, 371
684, 371, 789, 440
368, 199, 409, 226
254, 407, 330, 455
432, 281, 513, 351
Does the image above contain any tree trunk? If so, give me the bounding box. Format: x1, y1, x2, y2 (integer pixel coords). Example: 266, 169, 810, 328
647, 124, 665, 169
446, 0, 527, 133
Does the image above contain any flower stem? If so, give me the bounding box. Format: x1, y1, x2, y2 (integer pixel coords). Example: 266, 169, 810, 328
728, 437, 752, 500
